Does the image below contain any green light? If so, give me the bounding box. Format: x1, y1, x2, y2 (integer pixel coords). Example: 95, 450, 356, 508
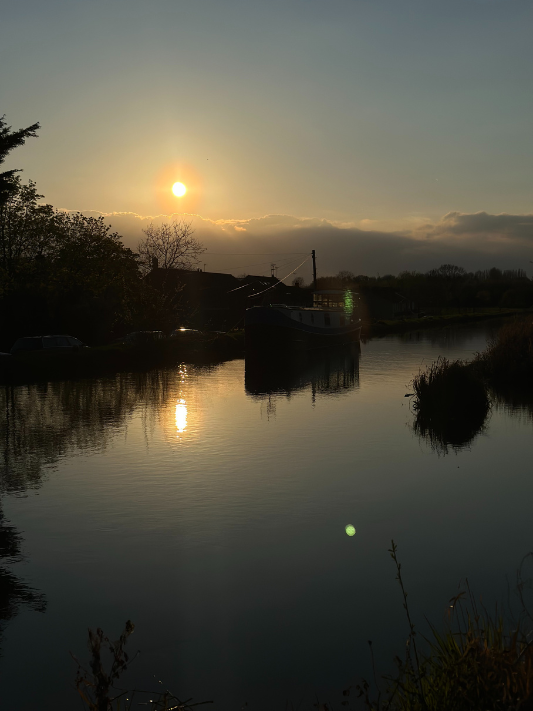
344, 290, 354, 315
345, 524, 356, 536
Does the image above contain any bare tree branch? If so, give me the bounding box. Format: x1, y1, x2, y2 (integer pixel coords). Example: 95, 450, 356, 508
137, 221, 205, 274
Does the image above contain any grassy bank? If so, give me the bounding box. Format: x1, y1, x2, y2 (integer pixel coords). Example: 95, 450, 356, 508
358, 543, 533, 711
365, 308, 527, 338
0, 330, 245, 384
410, 316, 533, 453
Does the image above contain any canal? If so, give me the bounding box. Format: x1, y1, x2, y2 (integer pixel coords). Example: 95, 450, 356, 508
1, 320, 532, 709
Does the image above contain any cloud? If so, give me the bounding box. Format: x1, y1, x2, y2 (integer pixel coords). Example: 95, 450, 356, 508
420, 211, 533, 242
70, 208, 533, 278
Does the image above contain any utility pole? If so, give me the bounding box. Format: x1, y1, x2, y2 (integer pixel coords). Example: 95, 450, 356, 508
271, 263, 277, 278
312, 250, 317, 289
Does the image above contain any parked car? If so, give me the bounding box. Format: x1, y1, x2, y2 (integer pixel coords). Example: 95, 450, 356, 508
10, 335, 87, 354
120, 331, 164, 345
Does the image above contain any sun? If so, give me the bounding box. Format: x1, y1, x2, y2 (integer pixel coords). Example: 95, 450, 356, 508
172, 182, 187, 197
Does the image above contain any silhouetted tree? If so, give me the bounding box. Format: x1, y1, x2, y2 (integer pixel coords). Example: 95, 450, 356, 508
0, 177, 56, 280
137, 220, 205, 274
337, 270, 356, 283
427, 264, 466, 279
0, 178, 145, 345
0, 115, 40, 205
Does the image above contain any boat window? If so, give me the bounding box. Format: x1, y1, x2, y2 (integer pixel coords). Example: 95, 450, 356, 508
311, 314, 314, 324
324, 315, 330, 326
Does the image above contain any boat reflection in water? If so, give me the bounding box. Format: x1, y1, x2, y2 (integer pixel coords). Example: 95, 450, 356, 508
245, 343, 360, 400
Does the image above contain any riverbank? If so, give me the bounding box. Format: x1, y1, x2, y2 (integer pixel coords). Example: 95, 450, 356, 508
410, 315, 533, 452
364, 307, 527, 337
0, 330, 245, 384
1, 309, 526, 385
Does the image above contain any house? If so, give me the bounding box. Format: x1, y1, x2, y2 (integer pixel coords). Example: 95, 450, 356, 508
146, 268, 310, 330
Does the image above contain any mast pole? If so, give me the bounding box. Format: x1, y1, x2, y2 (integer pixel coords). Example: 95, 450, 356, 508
312, 250, 317, 289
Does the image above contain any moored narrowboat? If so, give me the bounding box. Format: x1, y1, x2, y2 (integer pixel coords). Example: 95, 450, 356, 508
245, 289, 362, 350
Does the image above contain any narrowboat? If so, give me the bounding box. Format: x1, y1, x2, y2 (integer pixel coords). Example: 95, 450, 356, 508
245, 288, 362, 350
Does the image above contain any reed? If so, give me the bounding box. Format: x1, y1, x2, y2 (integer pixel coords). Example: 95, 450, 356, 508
411, 357, 490, 452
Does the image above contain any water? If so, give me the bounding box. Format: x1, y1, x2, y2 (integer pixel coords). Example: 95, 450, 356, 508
1, 321, 532, 709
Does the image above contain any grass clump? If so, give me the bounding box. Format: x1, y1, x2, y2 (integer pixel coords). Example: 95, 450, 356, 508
411, 357, 490, 452
359, 543, 533, 711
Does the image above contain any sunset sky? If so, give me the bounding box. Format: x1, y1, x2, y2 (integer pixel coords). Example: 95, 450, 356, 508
3, 0, 533, 276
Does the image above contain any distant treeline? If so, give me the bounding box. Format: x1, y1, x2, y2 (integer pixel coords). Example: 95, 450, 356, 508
314, 263, 533, 311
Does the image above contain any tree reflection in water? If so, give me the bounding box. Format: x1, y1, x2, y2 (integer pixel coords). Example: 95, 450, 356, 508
0, 504, 46, 655
0, 371, 193, 493
0, 369, 202, 657
492, 385, 533, 424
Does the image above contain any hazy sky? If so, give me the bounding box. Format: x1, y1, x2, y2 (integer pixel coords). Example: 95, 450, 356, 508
2, 0, 533, 274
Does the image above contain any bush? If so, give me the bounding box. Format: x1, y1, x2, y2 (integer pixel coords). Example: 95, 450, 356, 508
412, 358, 490, 452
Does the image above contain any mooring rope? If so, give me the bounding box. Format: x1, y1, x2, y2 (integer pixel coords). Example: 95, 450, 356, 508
247, 254, 312, 299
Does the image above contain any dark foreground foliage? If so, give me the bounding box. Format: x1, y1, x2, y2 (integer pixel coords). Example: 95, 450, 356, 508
411, 357, 490, 452
73, 621, 213, 711
72, 545, 533, 711
359, 543, 533, 711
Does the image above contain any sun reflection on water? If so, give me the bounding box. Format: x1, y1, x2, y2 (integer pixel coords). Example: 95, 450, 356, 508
175, 398, 187, 434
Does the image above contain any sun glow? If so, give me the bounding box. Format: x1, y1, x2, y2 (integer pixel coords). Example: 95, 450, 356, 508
172, 182, 187, 197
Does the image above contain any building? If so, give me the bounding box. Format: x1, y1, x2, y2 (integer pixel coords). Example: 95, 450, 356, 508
146, 268, 310, 331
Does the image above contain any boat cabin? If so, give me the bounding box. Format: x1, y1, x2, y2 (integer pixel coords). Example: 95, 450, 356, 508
313, 289, 359, 313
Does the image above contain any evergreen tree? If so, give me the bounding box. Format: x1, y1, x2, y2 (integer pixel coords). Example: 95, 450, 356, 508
0, 115, 40, 205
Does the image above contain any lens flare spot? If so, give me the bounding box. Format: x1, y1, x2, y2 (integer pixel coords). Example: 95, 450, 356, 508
172, 182, 187, 197
345, 524, 356, 536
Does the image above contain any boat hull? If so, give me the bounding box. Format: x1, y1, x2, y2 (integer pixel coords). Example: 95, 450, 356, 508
245, 306, 361, 351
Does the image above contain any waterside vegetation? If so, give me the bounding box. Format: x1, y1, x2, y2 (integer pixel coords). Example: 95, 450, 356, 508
366, 308, 527, 338
411, 357, 491, 454
358, 543, 533, 711
411, 317, 533, 453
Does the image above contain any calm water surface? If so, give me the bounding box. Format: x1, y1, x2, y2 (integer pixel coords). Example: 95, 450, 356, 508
1, 322, 533, 709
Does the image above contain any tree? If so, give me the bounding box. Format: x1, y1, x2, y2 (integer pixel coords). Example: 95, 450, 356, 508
337, 270, 355, 283
427, 264, 466, 280
0, 178, 145, 345
137, 220, 205, 274
0, 115, 40, 205
0, 177, 56, 280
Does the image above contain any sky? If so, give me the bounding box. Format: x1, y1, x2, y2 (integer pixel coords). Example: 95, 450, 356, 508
2, 0, 533, 278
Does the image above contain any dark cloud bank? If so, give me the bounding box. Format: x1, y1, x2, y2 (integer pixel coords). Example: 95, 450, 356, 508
81, 210, 533, 278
